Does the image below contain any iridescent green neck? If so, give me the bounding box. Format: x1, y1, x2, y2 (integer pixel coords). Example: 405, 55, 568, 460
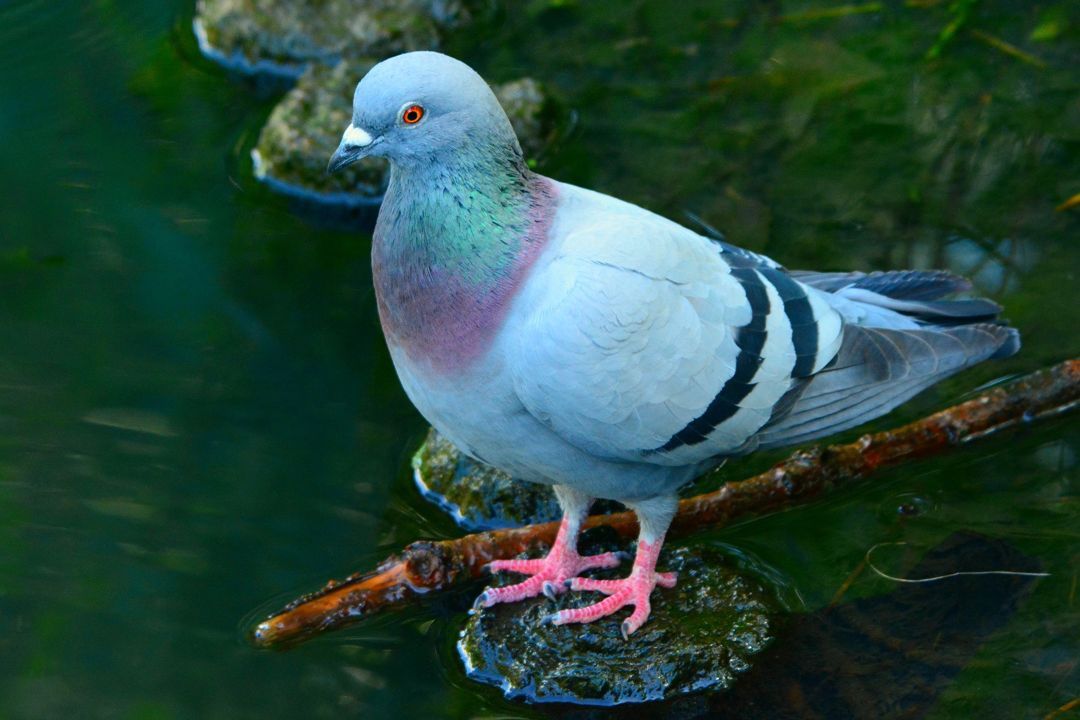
371, 146, 558, 373
378, 146, 535, 273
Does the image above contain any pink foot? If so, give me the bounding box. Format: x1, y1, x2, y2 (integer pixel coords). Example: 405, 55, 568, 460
548, 538, 676, 639
479, 534, 622, 607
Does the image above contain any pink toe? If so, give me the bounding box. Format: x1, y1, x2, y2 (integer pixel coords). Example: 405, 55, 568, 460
553, 566, 674, 631
569, 577, 623, 593
488, 557, 543, 574
553, 593, 625, 625
621, 603, 652, 638
656, 571, 678, 588
482, 574, 544, 606
579, 551, 622, 570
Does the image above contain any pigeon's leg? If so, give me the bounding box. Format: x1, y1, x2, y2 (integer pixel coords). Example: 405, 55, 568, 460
479, 485, 623, 606
551, 495, 678, 638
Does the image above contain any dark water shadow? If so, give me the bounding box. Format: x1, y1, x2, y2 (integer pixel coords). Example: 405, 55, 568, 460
543, 531, 1042, 719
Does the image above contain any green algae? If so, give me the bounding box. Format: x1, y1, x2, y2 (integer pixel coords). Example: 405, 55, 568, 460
490, 77, 557, 161
251, 60, 385, 202
458, 544, 775, 704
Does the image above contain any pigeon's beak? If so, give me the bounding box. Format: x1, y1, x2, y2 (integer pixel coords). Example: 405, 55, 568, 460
327, 124, 375, 173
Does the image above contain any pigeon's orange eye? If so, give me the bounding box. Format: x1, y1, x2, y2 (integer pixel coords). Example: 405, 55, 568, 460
402, 104, 425, 124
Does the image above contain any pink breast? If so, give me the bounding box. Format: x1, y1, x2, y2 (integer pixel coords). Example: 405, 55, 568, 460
373, 179, 558, 375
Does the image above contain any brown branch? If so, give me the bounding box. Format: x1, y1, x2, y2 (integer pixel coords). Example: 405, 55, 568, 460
251, 358, 1080, 648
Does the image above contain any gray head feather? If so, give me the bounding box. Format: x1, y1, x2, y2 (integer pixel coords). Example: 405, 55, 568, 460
329, 51, 522, 172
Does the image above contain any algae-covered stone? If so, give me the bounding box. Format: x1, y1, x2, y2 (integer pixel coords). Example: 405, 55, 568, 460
459, 545, 774, 705
413, 428, 561, 530
194, 0, 473, 79
491, 77, 553, 161
252, 60, 386, 205
252, 62, 560, 209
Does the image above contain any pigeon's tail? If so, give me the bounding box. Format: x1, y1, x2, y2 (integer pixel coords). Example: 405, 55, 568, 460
794, 268, 1010, 330
754, 270, 1019, 450
790, 269, 972, 300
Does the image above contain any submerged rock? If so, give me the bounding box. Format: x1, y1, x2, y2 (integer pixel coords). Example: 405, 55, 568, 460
193, 0, 473, 79
459, 533, 1038, 715
251, 60, 385, 207
413, 428, 561, 530
252, 63, 558, 210
489, 77, 554, 160
414, 428, 624, 530
458, 545, 774, 705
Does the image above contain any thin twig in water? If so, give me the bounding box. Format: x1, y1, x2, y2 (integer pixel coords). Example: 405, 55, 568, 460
1043, 697, 1079, 720
925, 0, 978, 60
865, 541, 1050, 583
969, 29, 1047, 69
829, 556, 868, 607
1056, 193, 1080, 213
778, 3, 883, 23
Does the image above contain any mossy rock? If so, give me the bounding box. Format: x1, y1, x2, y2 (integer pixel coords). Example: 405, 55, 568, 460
490, 77, 556, 160
252, 60, 386, 205
194, 0, 474, 79
458, 545, 775, 705
413, 428, 561, 530
252, 61, 561, 209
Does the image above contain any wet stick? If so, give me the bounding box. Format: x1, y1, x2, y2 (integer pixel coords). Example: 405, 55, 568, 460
252, 358, 1080, 648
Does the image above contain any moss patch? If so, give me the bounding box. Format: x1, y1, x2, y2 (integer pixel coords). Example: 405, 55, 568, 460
252, 60, 385, 202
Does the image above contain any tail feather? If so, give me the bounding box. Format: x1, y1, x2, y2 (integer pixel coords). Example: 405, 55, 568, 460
790, 269, 972, 301
755, 322, 1019, 449
835, 287, 1002, 325
807, 268, 1013, 332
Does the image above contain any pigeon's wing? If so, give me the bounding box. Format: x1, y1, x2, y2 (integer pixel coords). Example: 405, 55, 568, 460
508, 189, 843, 466
753, 321, 1018, 450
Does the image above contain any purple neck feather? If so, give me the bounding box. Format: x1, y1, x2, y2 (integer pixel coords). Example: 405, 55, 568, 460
372, 164, 558, 375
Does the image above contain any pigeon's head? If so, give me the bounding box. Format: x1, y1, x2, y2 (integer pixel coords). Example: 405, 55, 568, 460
328, 51, 521, 173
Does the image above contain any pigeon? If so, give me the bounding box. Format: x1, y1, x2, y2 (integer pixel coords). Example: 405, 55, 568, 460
328, 51, 1020, 638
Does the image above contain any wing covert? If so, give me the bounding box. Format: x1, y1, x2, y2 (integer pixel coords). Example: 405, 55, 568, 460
508, 187, 844, 466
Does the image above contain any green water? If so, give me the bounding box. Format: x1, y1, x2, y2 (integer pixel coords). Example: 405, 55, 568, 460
0, 1, 1077, 717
